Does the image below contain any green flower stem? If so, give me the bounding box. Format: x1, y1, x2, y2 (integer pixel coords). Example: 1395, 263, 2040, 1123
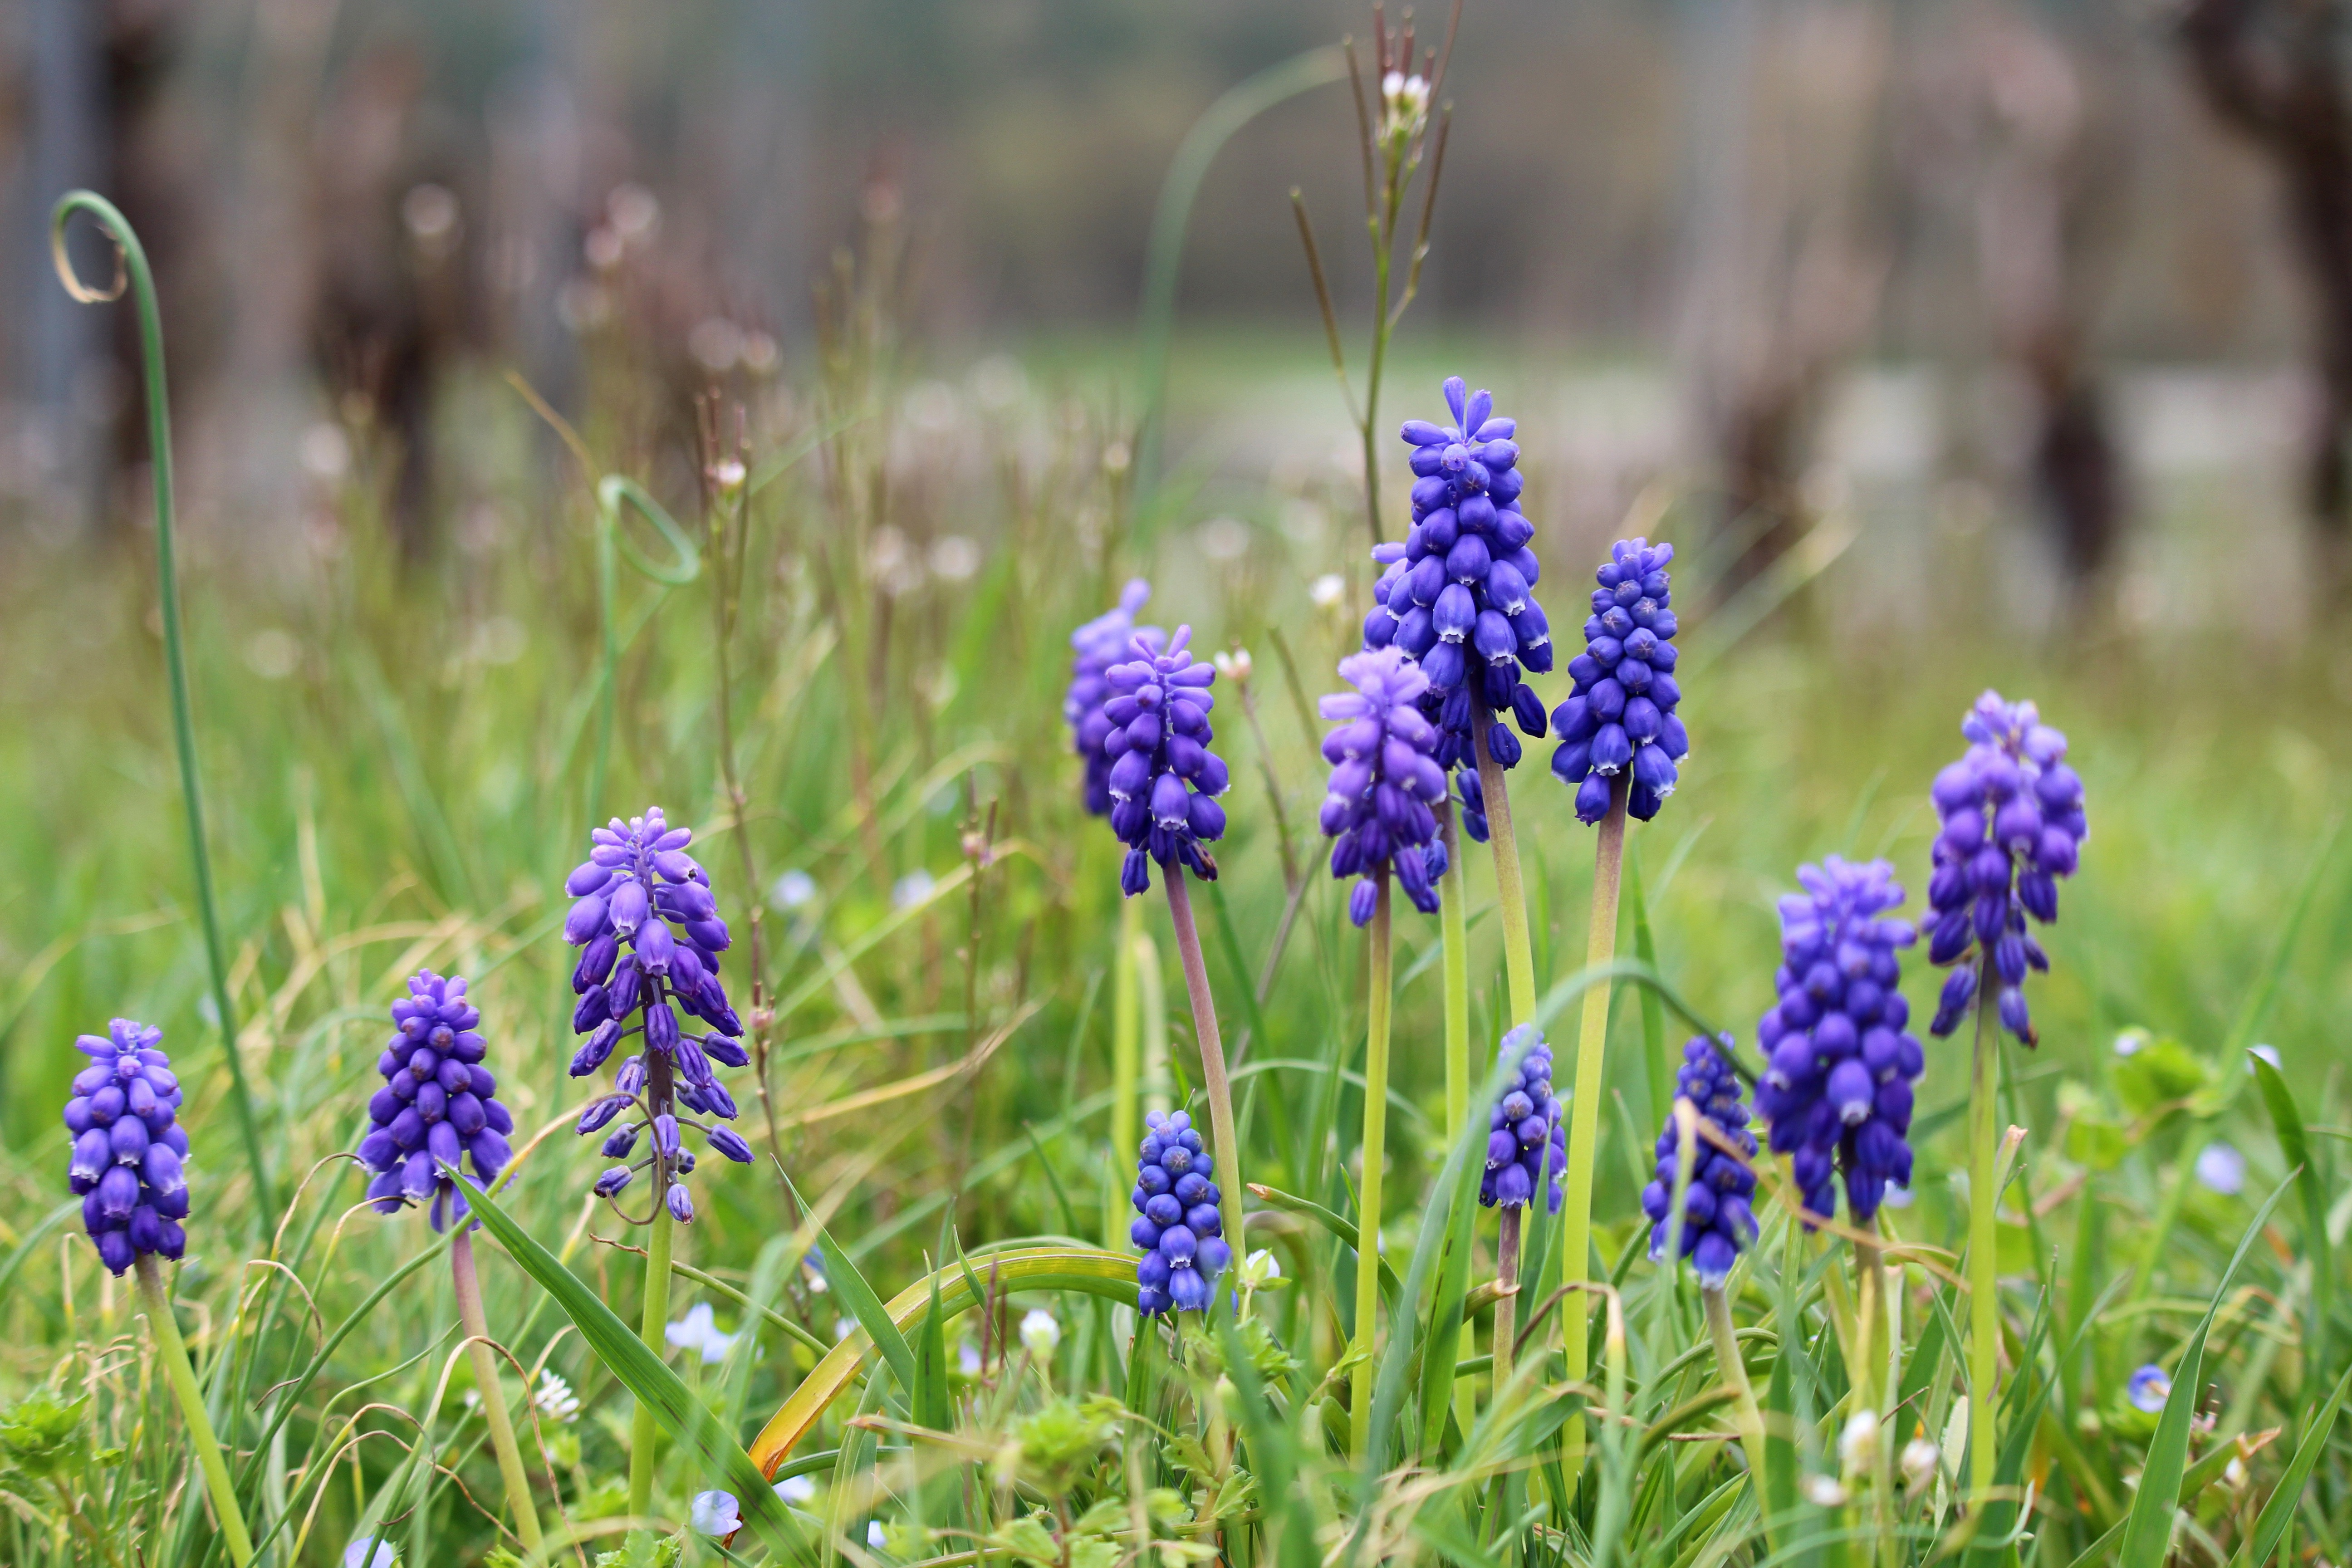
1493, 1205, 1522, 1392
49, 191, 273, 1225
1559, 773, 1630, 1467
134, 1255, 253, 1568
1439, 805, 1474, 1430
1350, 873, 1394, 1451
1161, 871, 1243, 1289
1856, 1224, 1897, 1568
1471, 721, 1540, 1027
1112, 895, 1145, 1192
1965, 954, 2001, 1507
632, 1049, 680, 1519
451, 1228, 544, 1553
1702, 1284, 1769, 1502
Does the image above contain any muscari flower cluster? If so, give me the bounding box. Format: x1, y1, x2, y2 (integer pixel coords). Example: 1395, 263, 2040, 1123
565, 809, 755, 1222
1319, 646, 1450, 926
1130, 1109, 1231, 1314
1550, 538, 1687, 824
1065, 579, 1163, 817
65, 1019, 190, 1276
1481, 1025, 1565, 1211
356, 971, 515, 1230
1640, 1037, 1759, 1287
1752, 858, 1924, 1223
1098, 627, 1231, 895
1925, 691, 2087, 1046
1364, 377, 1552, 778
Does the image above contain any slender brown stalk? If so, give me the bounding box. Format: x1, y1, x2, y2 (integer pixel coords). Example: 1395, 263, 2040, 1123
1162, 872, 1243, 1268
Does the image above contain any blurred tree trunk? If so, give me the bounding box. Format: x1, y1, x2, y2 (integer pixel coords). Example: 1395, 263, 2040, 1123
2179, 0, 2352, 588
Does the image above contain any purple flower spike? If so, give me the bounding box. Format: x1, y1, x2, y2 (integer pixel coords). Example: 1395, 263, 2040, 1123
1068, 580, 1166, 817
64, 1019, 190, 1275
1749, 858, 1922, 1225
1924, 692, 2086, 1047
563, 808, 756, 1222
1375, 378, 1552, 780
1131, 1109, 1230, 1316
1480, 1026, 1565, 1213
1550, 538, 1685, 823
355, 971, 517, 1232
1318, 647, 1450, 923
1640, 1037, 1759, 1287
1095, 629, 1230, 895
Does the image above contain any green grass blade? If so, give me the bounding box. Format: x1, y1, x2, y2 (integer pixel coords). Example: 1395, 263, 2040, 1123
2244, 1356, 2352, 1568
914, 1263, 951, 1433
1416, 1129, 1481, 1456
2250, 1052, 2332, 1390
1625, 847, 1672, 1125
789, 1176, 918, 1393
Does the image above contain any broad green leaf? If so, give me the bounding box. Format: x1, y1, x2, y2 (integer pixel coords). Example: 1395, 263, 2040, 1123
914, 1264, 951, 1434
790, 1176, 917, 1395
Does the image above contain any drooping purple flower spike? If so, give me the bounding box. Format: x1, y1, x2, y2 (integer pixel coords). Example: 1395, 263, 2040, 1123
356, 971, 517, 1231
1098, 627, 1232, 896
1130, 1109, 1230, 1314
565, 808, 757, 1221
1067, 579, 1165, 817
1369, 377, 1553, 774
1641, 1037, 1760, 1287
1318, 646, 1450, 925
1480, 1025, 1565, 1212
1550, 538, 1686, 824
1750, 857, 1923, 1224
64, 1019, 190, 1276
1924, 692, 2087, 1047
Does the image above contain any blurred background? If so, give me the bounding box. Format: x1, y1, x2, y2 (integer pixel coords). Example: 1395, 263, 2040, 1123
4, 0, 2351, 649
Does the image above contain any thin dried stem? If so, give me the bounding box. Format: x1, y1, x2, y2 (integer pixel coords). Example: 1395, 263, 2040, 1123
1291, 192, 1361, 423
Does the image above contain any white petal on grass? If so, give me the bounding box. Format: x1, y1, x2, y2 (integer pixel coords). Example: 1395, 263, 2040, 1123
1019, 1308, 1060, 1357
868, 1521, 890, 1549
1310, 573, 1345, 608
776, 1474, 818, 1503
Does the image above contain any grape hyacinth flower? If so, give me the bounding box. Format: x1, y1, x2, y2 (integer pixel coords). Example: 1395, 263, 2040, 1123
1129, 1109, 1230, 1315
1480, 1025, 1565, 1213
1319, 645, 1450, 925
1750, 858, 1923, 1224
1066, 579, 1164, 816
1640, 1038, 1760, 1287
1549, 537, 1687, 825
565, 807, 757, 1220
356, 971, 515, 1231
64, 1019, 190, 1277
1366, 377, 1551, 772
1924, 691, 2087, 1046
1098, 627, 1231, 896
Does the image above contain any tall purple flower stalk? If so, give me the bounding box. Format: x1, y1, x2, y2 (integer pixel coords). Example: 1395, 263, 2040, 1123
1099, 627, 1231, 896
1365, 377, 1552, 772
1549, 538, 1686, 824
65, 1019, 189, 1276
1130, 1109, 1230, 1314
1318, 646, 1449, 926
565, 808, 755, 1221
1481, 1025, 1565, 1212
1641, 1038, 1759, 1287
1925, 691, 2087, 1045
1067, 579, 1163, 817
357, 970, 515, 1230
1751, 858, 1923, 1222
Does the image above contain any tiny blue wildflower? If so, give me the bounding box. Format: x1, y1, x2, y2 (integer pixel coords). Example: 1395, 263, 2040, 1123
1480, 1025, 1565, 1212
356, 971, 515, 1231
343, 1539, 396, 1568
2127, 1364, 2171, 1413
1319, 646, 1450, 925
1130, 1109, 1231, 1314
1549, 537, 1686, 824
2195, 1142, 2246, 1196
1925, 691, 2087, 1046
691, 1489, 742, 1535
1098, 629, 1231, 896
1067, 579, 1163, 816
1640, 1037, 1760, 1287
1751, 858, 1923, 1224
64, 1018, 189, 1276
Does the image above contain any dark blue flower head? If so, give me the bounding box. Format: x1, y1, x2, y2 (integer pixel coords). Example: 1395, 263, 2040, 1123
357, 971, 516, 1231
1319, 646, 1450, 925
1480, 1025, 1564, 1211
1925, 692, 2087, 1046
1068, 579, 1165, 817
1549, 538, 1686, 824
1750, 858, 1922, 1224
1099, 627, 1231, 895
1640, 1037, 1759, 1287
564, 809, 756, 1220
1131, 1109, 1230, 1314
1367, 377, 1552, 774
64, 1019, 189, 1276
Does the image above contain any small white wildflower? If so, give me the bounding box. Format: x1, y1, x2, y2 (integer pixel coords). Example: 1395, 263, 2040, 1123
1019, 1308, 1061, 1358
690, 1490, 741, 1535
710, 459, 748, 493
2112, 1029, 2148, 1058
1899, 1436, 1940, 1493
892, 870, 936, 910
1240, 1248, 1284, 1289
344, 1539, 396, 1568
868, 1521, 889, 1549
1880, 1182, 1914, 1209
775, 1474, 818, 1504
1800, 1473, 1848, 1507
1838, 1411, 1878, 1476
532, 1370, 580, 1422
929, 534, 983, 582
835, 1317, 857, 1342
2195, 1142, 2246, 1196
1310, 573, 1346, 608
2249, 1043, 2282, 1072
1213, 647, 1253, 684
770, 869, 817, 911
958, 1342, 982, 1376
665, 1302, 739, 1365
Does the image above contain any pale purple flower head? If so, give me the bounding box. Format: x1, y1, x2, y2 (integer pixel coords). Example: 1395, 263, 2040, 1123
1130, 1109, 1230, 1314
64, 1019, 189, 1276
1641, 1037, 1760, 1287
357, 971, 516, 1231
1480, 1026, 1564, 1212
1319, 646, 1450, 925
1067, 580, 1165, 816
1098, 628, 1231, 896
1924, 692, 2087, 1046
1550, 538, 1686, 824
1750, 858, 1922, 1224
